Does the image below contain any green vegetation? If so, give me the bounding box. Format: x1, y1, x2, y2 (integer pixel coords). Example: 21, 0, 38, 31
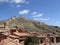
24, 36, 39, 45
0, 16, 60, 35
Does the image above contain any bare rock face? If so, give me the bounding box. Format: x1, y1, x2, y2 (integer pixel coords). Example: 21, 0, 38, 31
0, 16, 60, 35
0, 38, 20, 45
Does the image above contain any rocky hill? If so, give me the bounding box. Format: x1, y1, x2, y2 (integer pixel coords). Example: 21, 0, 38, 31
0, 16, 60, 35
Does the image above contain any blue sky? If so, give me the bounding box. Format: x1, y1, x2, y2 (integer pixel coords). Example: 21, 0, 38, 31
0, 0, 60, 26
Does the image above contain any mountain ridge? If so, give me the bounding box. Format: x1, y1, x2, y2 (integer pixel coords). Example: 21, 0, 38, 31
0, 16, 60, 35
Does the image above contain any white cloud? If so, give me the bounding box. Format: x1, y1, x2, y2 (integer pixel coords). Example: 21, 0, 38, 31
32, 14, 43, 17
34, 18, 38, 20
0, 0, 29, 8
10, 0, 25, 4
40, 18, 49, 21
16, 5, 21, 8
34, 18, 49, 21
19, 10, 30, 15
56, 21, 60, 23
32, 12, 37, 15
31, 12, 49, 21
0, 0, 26, 4
0, 0, 9, 2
